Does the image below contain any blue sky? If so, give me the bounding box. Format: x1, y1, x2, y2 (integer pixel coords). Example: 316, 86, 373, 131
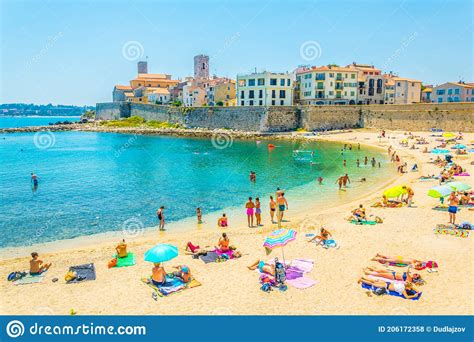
1, 0, 472, 105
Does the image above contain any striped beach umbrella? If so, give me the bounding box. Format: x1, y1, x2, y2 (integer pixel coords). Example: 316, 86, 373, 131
263, 228, 297, 265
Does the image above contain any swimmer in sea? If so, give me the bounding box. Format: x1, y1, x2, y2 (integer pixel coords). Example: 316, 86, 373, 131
342, 174, 350, 188
317, 176, 323, 185
364, 156, 368, 165
356, 159, 360, 167
343, 159, 347, 167
357, 143, 360, 150
371, 157, 376, 167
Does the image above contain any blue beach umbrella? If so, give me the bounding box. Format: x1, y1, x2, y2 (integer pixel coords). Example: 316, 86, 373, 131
144, 244, 178, 263
431, 149, 449, 154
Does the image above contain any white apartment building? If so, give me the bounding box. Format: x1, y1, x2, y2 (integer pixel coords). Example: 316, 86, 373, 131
236, 71, 294, 106
296, 66, 358, 105
384, 74, 422, 104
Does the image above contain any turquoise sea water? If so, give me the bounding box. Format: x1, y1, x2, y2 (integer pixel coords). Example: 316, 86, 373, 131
0, 131, 393, 248
0, 116, 81, 128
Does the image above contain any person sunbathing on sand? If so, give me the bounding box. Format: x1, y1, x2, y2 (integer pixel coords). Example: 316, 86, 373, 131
371, 254, 437, 270
247, 260, 275, 276
217, 213, 228, 227
29, 252, 51, 275
115, 239, 128, 258
185, 242, 209, 256
358, 277, 421, 299
151, 262, 167, 286
172, 265, 191, 283
308, 227, 332, 246
364, 266, 423, 284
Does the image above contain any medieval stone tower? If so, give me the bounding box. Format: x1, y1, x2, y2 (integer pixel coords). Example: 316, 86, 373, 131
193, 54, 209, 80
137, 60, 148, 74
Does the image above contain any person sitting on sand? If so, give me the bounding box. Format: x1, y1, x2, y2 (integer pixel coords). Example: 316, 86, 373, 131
151, 262, 167, 286
115, 239, 128, 258
308, 227, 332, 246
349, 204, 366, 222
29, 252, 51, 275
173, 265, 191, 283
217, 213, 228, 227
247, 260, 275, 276
364, 266, 423, 284
217, 233, 230, 253
358, 277, 421, 299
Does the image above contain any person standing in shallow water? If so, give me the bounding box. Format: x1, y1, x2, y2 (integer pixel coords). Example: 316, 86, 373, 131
157, 206, 165, 231
255, 197, 262, 226
245, 197, 255, 227
277, 192, 288, 228
31, 172, 39, 191
269, 196, 276, 223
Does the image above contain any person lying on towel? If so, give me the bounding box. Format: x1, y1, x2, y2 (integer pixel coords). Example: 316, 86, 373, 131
173, 265, 191, 283
247, 260, 275, 276
364, 266, 423, 284
358, 276, 421, 299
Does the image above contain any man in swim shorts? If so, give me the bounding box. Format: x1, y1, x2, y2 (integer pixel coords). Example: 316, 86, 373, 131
277, 193, 288, 227
448, 191, 459, 224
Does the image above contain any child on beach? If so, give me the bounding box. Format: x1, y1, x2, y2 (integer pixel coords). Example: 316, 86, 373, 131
29, 252, 51, 275
196, 207, 202, 224
269, 196, 276, 223
245, 197, 255, 227
255, 197, 262, 226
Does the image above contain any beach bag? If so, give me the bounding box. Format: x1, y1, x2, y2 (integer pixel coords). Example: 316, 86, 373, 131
108, 258, 118, 268
275, 262, 286, 284
7, 272, 24, 282
260, 283, 272, 292
64, 271, 77, 282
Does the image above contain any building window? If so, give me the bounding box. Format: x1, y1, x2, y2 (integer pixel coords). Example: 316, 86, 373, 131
259, 90, 263, 98
248, 79, 255, 86
259, 100, 263, 105
271, 100, 275, 105
280, 100, 284, 105
272, 90, 276, 98
241, 100, 244, 106
258, 78, 265, 86
351, 74, 355, 79
329, 73, 334, 78
437, 97, 443, 103
240, 90, 245, 99
397, 82, 401, 87
279, 90, 286, 98
436, 89, 445, 95
454, 88, 460, 95
280, 79, 285, 86
249, 90, 255, 98
287, 79, 291, 86
249, 100, 254, 106
448, 89, 452, 95
270, 78, 277, 85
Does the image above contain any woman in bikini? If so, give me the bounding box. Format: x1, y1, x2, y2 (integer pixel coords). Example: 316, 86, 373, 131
364, 266, 423, 284
245, 197, 255, 227
358, 277, 421, 299
308, 227, 332, 246
156, 206, 165, 231
269, 196, 276, 223
371, 254, 436, 270
217, 233, 230, 253
255, 197, 262, 226
247, 260, 275, 276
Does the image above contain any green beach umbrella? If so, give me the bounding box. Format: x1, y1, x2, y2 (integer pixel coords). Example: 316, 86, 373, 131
383, 185, 407, 199
446, 181, 472, 192
427, 185, 452, 198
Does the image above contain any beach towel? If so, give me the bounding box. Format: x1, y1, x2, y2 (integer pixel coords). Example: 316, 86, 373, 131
351, 220, 377, 225
454, 173, 470, 177
199, 251, 219, 264
361, 283, 421, 300
433, 227, 470, 238
141, 276, 201, 297
13, 273, 45, 285
286, 277, 318, 289
270, 258, 317, 289
113, 253, 136, 267
66, 263, 96, 284
289, 259, 314, 273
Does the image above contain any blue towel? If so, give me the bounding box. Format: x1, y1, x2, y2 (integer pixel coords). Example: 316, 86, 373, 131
361, 283, 421, 300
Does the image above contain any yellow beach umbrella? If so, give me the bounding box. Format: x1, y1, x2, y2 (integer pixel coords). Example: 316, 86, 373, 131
383, 185, 407, 199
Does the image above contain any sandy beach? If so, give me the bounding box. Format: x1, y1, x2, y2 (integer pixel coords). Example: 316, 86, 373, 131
0, 129, 472, 316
